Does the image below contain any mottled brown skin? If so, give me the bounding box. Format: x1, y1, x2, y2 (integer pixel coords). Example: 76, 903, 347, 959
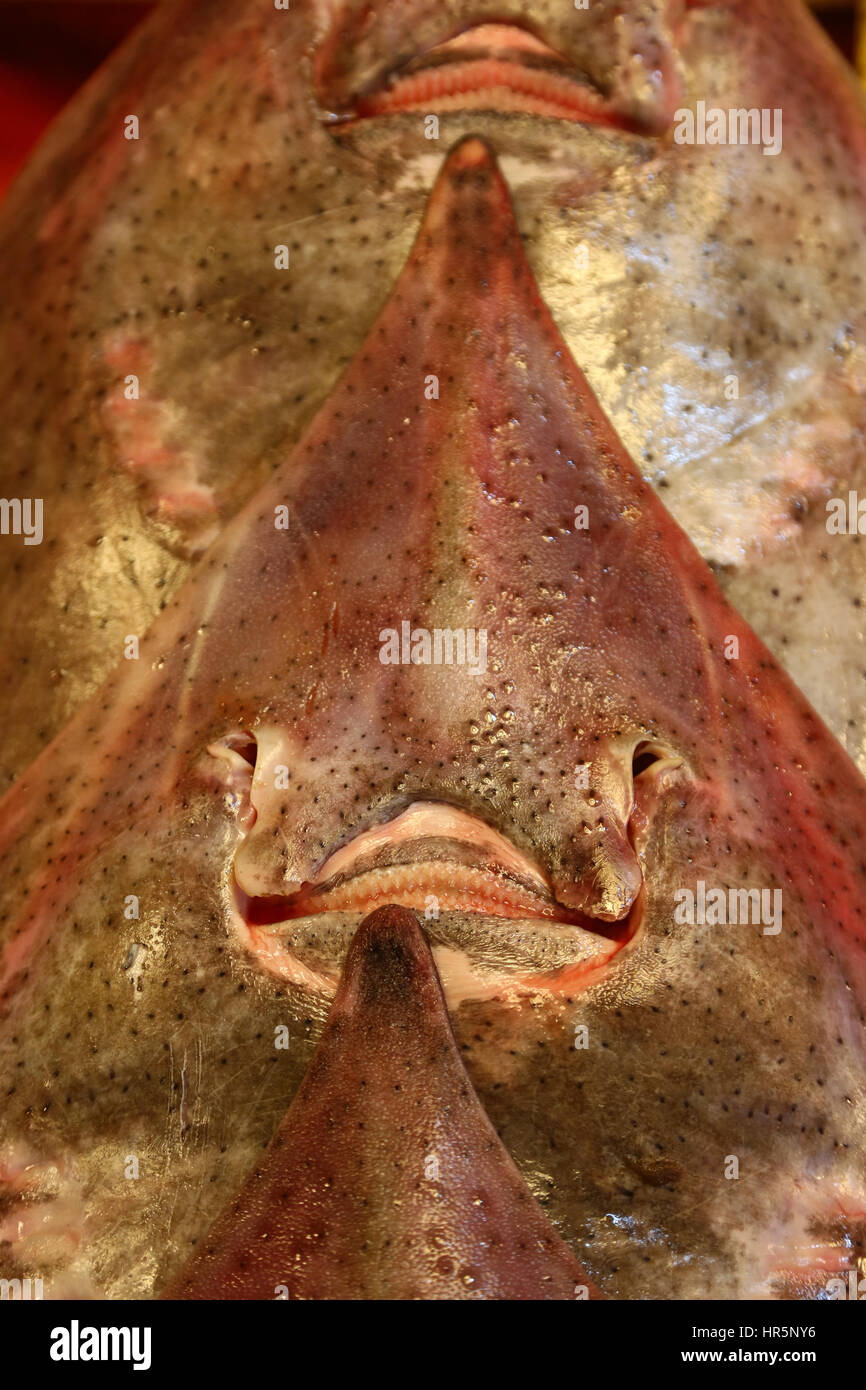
164, 905, 600, 1300
1, 135, 865, 1300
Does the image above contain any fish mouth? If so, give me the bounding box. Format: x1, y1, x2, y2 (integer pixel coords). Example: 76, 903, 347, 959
316, 21, 675, 136
230, 801, 642, 1003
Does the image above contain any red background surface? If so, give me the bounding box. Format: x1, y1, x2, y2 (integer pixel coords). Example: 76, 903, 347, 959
0, 2, 152, 199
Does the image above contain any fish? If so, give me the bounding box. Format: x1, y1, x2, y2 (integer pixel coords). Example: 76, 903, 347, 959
2, 129, 866, 1300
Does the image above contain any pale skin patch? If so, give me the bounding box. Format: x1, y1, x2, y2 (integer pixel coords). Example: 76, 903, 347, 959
102, 336, 220, 559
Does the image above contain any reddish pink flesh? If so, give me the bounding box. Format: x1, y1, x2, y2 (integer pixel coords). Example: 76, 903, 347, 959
357, 57, 622, 126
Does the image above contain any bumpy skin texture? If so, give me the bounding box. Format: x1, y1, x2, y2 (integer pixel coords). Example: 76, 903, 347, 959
2, 0, 866, 789
1, 137, 866, 1300
164, 905, 601, 1300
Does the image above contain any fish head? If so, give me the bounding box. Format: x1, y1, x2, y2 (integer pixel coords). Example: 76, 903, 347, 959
2, 133, 866, 1301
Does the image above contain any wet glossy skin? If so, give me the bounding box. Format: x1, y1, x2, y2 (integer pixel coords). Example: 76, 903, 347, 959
2, 0, 866, 1300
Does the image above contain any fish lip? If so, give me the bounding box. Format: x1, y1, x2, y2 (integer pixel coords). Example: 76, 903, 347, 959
315, 21, 671, 136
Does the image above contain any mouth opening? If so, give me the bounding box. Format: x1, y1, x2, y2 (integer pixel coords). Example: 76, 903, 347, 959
235, 852, 631, 937
235, 798, 632, 932
319, 22, 662, 134
228, 800, 644, 1000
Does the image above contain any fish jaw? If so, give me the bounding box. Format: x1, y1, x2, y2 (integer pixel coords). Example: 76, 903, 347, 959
162, 904, 602, 1300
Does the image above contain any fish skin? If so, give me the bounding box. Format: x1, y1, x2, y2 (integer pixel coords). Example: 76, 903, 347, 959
3, 0, 866, 787
1, 135, 866, 1300
163, 904, 601, 1300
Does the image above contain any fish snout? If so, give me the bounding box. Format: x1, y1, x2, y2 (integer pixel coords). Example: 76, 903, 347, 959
162, 904, 602, 1301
